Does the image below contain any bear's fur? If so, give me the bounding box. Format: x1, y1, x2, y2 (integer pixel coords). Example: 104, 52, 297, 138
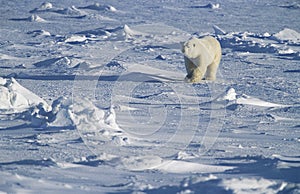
181, 36, 221, 83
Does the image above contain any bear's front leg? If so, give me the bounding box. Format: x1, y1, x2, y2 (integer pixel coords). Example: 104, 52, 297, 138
186, 65, 207, 83
185, 71, 197, 82
184, 56, 196, 76
205, 53, 221, 81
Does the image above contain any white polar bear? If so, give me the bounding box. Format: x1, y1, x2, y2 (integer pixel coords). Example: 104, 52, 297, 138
181, 36, 222, 83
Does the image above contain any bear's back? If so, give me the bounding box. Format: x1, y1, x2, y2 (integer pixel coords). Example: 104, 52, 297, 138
198, 36, 221, 53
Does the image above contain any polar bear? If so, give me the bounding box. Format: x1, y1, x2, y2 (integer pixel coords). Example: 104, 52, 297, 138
181, 36, 221, 83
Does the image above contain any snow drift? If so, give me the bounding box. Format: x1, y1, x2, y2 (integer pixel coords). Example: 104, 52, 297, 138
0, 77, 50, 113
214, 26, 300, 59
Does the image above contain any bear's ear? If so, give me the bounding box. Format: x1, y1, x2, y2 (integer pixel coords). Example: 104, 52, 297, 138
190, 36, 198, 41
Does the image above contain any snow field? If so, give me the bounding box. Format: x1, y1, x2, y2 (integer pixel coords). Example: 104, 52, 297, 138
0, 0, 299, 193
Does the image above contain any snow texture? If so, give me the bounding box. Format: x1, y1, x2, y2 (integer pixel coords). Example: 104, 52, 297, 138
0, 0, 299, 193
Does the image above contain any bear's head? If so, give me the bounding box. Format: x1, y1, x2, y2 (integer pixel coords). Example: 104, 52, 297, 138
181, 37, 200, 59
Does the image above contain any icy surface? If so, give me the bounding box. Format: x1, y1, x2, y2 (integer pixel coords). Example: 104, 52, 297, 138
0, 0, 299, 193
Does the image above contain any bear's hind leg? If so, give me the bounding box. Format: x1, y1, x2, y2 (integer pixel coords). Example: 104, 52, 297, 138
205, 54, 221, 81
205, 63, 218, 81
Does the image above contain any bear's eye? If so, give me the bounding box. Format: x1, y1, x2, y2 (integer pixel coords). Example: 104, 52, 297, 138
193, 44, 195, 47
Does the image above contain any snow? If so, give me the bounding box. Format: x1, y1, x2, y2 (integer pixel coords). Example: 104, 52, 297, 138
79, 3, 117, 12
155, 160, 234, 174
0, 0, 300, 193
273, 28, 300, 44
0, 77, 50, 113
221, 178, 287, 194
28, 14, 47, 22
191, 3, 220, 9
235, 94, 287, 108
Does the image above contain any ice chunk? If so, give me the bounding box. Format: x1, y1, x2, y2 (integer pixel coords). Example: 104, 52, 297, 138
64, 35, 87, 43
28, 30, 51, 37
273, 28, 300, 43
28, 14, 46, 22
214, 88, 237, 102
39, 2, 53, 10
221, 178, 287, 194
213, 25, 226, 35
79, 3, 117, 12
0, 77, 50, 113
123, 24, 145, 39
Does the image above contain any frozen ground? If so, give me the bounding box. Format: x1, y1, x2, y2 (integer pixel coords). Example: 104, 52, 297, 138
0, 0, 300, 193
